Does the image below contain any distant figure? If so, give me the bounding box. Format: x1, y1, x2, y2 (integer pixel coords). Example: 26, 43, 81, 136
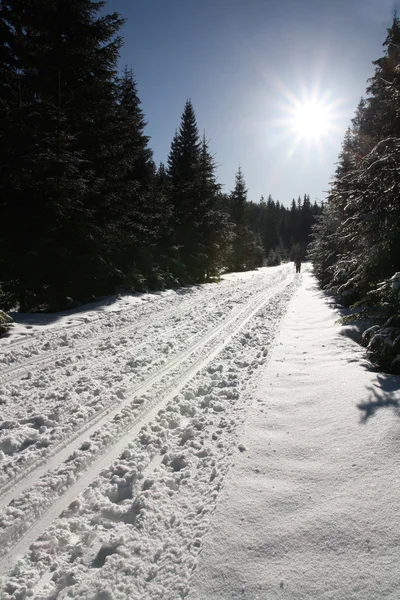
295, 258, 301, 273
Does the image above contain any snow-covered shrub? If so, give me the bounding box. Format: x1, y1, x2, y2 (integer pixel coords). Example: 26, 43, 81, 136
122, 269, 148, 293
360, 274, 400, 373
266, 249, 281, 266
167, 258, 192, 286
362, 323, 400, 374
147, 266, 180, 290
0, 309, 12, 337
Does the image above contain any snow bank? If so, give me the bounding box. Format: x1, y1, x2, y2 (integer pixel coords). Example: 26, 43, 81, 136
188, 271, 400, 600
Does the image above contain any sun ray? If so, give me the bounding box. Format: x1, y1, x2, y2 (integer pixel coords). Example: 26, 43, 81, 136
291, 99, 332, 141
271, 81, 348, 155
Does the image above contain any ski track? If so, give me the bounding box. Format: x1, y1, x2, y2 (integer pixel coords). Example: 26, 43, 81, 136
0, 271, 286, 508
0, 270, 287, 491
0, 267, 298, 600
0, 274, 263, 382
0, 268, 280, 370
0, 286, 208, 355
0, 272, 292, 552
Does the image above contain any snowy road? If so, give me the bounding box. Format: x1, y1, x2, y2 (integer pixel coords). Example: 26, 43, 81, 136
0, 265, 298, 599
188, 272, 400, 600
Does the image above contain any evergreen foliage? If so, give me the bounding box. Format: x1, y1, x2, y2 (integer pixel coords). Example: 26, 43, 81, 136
0, 0, 125, 310
166, 101, 203, 282
228, 169, 265, 271
244, 193, 321, 265
0, 0, 317, 314
197, 135, 234, 280
166, 101, 232, 283
309, 15, 400, 372
0, 310, 12, 337
110, 66, 157, 291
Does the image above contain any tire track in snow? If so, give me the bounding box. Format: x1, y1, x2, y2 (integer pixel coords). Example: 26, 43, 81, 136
0, 272, 294, 577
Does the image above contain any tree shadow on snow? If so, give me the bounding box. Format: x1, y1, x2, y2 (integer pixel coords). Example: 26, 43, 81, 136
320, 289, 372, 345
8, 285, 203, 328
319, 289, 380, 376
9, 295, 122, 326
358, 375, 400, 423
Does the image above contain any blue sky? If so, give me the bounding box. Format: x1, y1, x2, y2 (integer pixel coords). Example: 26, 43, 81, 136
108, 0, 397, 206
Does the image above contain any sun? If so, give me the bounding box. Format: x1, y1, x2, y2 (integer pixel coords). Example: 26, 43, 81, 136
269, 81, 346, 162
272, 83, 344, 155
291, 100, 332, 140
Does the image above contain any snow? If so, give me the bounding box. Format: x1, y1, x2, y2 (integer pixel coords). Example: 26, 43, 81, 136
188, 271, 400, 600
1, 265, 399, 600
390, 272, 400, 293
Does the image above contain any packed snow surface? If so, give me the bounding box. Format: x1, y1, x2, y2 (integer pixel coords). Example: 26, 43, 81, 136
1, 265, 399, 600
0, 265, 296, 599
188, 271, 400, 600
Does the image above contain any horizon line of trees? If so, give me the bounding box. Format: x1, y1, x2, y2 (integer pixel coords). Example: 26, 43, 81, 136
309, 14, 400, 373
0, 0, 320, 314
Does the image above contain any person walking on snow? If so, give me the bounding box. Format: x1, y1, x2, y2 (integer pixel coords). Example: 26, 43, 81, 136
295, 258, 301, 273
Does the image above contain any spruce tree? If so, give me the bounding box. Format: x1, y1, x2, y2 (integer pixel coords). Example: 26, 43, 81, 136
365, 15, 400, 140
166, 100, 203, 282
230, 167, 247, 227
109, 66, 157, 290
311, 15, 400, 314
265, 195, 281, 253
228, 168, 264, 271
151, 162, 179, 287
308, 203, 341, 289
0, 0, 125, 310
197, 134, 233, 279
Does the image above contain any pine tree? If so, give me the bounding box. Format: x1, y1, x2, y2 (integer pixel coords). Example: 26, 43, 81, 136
311, 14, 400, 319
108, 66, 157, 291
0, 0, 125, 310
149, 162, 179, 288
365, 15, 400, 140
116, 67, 154, 186
228, 168, 264, 271
241, 192, 319, 267
264, 195, 281, 254
299, 194, 313, 250
166, 100, 207, 282
308, 203, 341, 289
197, 135, 233, 279
230, 167, 247, 227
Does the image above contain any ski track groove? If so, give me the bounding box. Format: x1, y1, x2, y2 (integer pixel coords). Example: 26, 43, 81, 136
0, 291, 198, 353
31, 450, 166, 599
0, 271, 285, 503
0, 307, 230, 508
0, 275, 274, 384
0, 272, 288, 510
0, 320, 200, 493
0, 272, 293, 578
0, 295, 208, 383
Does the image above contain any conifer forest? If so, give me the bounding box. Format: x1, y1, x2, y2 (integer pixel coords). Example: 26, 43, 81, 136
0, 0, 319, 314
309, 15, 400, 373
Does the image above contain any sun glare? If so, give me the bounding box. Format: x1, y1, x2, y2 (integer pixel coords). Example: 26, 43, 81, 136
291, 100, 331, 140
272, 84, 345, 160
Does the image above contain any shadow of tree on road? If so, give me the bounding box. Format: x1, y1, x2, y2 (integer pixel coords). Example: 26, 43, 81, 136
358, 375, 400, 422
